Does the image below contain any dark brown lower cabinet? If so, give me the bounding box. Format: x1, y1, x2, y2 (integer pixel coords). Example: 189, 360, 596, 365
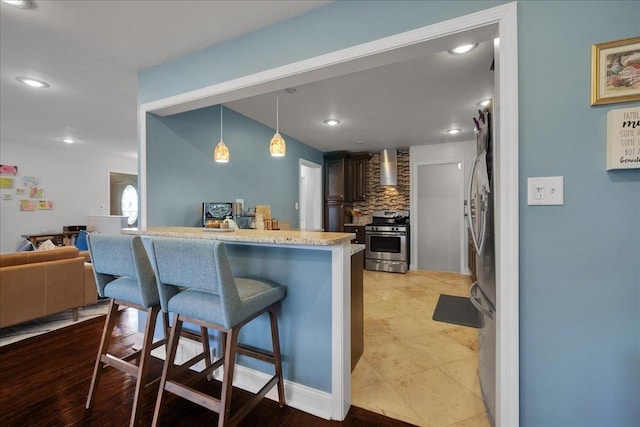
344, 225, 365, 244
325, 201, 343, 232
351, 250, 364, 371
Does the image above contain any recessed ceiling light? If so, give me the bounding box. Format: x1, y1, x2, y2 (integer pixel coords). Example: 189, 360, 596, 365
353, 140, 364, 145
284, 87, 297, 94
448, 43, 478, 55
324, 119, 340, 126
446, 128, 462, 135
2, 0, 34, 9
16, 76, 49, 88
63, 138, 75, 144
476, 98, 492, 107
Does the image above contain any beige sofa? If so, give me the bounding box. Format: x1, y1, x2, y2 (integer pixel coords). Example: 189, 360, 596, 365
0, 246, 97, 328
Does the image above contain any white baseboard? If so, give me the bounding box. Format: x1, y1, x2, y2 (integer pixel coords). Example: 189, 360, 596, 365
140, 335, 335, 420
229, 363, 334, 420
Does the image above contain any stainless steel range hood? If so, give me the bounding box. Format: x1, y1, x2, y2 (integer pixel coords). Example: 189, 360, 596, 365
380, 149, 397, 186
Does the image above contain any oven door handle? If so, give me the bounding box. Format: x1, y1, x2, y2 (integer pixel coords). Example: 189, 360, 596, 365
366, 232, 406, 237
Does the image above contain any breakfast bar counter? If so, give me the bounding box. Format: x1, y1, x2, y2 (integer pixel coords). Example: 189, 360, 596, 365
122, 226, 354, 246
122, 226, 355, 421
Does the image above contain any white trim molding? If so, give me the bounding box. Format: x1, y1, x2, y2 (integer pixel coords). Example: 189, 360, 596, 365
138, 2, 519, 424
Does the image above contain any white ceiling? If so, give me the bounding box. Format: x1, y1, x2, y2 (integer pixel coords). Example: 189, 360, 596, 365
227, 40, 495, 152
0, 0, 331, 159
1, 0, 494, 160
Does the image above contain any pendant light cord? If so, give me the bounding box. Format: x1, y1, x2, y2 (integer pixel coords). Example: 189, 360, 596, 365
220, 105, 223, 140
276, 96, 279, 132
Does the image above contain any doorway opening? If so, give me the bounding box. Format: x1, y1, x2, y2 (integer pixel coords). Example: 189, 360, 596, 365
299, 159, 323, 231
109, 172, 138, 227
139, 3, 519, 424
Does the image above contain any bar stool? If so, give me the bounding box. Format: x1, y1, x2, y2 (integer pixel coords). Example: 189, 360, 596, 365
149, 238, 286, 427
85, 234, 211, 426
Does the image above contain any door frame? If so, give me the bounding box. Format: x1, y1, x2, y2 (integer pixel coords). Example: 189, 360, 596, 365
139, 3, 519, 425
412, 159, 466, 274
299, 158, 323, 231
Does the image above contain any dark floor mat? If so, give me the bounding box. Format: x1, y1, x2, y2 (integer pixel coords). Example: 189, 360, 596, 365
432, 294, 482, 328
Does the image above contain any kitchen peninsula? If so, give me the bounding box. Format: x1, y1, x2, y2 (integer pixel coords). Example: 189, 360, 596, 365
122, 226, 358, 421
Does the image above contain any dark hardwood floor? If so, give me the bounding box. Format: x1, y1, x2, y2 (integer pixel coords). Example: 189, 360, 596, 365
0, 308, 415, 427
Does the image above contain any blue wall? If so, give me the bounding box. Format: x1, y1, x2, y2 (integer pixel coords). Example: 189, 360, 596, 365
518, 2, 639, 426
141, 237, 334, 392
139, 1, 640, 425
146, 105, 323, 227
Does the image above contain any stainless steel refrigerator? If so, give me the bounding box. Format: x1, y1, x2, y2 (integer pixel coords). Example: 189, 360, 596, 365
466, 107, 496, 426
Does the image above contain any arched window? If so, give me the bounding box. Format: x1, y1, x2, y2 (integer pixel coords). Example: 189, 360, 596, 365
120, 184, 138, 226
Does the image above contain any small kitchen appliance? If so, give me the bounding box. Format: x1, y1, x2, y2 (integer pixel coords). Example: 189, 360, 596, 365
202, 202, 236, 227
365, 210, 410, 273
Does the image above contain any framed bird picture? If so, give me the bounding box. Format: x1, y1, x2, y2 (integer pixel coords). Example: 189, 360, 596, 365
591, 36, 640, 105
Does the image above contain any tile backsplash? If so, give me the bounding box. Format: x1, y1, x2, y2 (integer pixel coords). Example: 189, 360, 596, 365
351, 149, 410, 223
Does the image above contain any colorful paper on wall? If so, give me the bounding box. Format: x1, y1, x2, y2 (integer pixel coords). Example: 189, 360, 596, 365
22, 176, 41, 187
16, 188, 25, 195
38, 200, 55, 210
19, 200, 36, 211
2, 193, 13, 200
0, 177, 14, 189
0, 165, 18, 176
29, 187, 45, 198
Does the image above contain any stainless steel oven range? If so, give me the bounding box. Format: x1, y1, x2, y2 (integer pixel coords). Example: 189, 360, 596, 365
365, 210, 410, 274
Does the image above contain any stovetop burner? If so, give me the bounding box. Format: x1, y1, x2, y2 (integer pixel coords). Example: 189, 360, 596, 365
366, 209, 409, 231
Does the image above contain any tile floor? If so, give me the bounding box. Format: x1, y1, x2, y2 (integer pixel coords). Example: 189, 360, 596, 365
351, 269, 490, 427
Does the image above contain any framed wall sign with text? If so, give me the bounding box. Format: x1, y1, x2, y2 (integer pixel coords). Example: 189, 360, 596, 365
607, 106, 640, 170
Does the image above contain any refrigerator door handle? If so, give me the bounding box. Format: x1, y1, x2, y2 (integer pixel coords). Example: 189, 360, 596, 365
469, 281, 495, 320
466, 155, 487, 254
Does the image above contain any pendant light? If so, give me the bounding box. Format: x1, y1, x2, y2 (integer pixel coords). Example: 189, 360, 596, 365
270, 96, 286, 157
214, 105, 229, 163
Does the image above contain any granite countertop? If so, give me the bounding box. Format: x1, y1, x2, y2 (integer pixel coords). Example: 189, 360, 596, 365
350, 244, 366, 255
122, 227, 354, 246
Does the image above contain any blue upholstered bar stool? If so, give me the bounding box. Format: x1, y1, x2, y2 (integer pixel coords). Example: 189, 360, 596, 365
149, 238, 286, 427
86, 234, 211, 426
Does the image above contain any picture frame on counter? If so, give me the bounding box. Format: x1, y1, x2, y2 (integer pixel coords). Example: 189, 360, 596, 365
591, 36, 640, 106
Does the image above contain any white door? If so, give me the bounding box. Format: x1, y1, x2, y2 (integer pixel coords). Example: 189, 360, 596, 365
416, 162, 464, 272
299, 159, 322, 230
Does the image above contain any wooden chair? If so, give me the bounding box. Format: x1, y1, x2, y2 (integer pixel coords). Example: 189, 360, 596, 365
148, 238, 286, 427
85, 234, 211, 426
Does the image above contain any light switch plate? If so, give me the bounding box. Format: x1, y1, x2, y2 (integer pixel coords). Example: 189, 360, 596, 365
528, 176, 564, 205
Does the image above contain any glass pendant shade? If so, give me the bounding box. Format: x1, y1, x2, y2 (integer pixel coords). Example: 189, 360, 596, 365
270, 132, 286, 157
214, 105, 229, 163
270, 96, 286, 157
214, 140, 229, 163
